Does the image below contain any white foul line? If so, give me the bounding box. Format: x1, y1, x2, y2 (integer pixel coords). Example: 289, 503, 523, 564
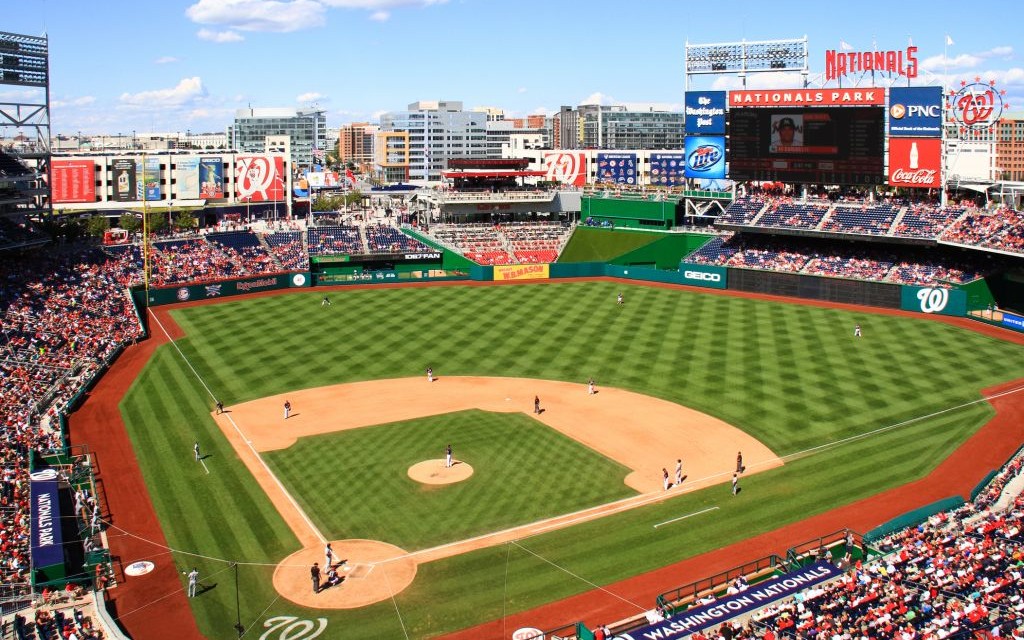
653, 506, 719, 529
199, 458, 210, 475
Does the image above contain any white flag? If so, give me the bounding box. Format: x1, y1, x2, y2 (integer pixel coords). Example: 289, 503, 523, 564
945, 35, 954, 46
839, 40, 854, 51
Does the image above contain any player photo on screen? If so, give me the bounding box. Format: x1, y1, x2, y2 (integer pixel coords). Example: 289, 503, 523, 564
770, 115, 804, 152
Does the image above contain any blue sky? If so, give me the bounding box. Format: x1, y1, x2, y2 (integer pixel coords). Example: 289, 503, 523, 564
4, 0, 1024, 135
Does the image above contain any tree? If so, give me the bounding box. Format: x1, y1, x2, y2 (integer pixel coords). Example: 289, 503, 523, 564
173, 209, 198, 230
85, 215, 110, 238
118, 213, 142, 235
145, 209, 168, 235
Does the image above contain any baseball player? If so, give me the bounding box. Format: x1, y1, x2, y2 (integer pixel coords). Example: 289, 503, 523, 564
534, 395, 541, 414
732, 473, 739, 496
310, 562, 321, 594
283, 400, 291, 420
662, 468, 669, 491
322, 295, 331, 307
854, 324, 862, 338
588, 378, 595, 395
427, 367, 433, 383
736, 451, 744, 474
215, 400, 223, 414
675, 459, 683, 487
324, 542, 334, 570
194, 441, 200, 462
445, 443, 452, 468
187, 567, 199, 597
617, 292, 624, 305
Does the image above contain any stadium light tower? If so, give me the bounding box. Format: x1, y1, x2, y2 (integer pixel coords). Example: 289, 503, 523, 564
684, 37, 809, 91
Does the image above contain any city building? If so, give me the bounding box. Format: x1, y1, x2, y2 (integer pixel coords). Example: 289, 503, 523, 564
228, 107, 326, 170
995, 113, 1024, 181
378, 101, 488, 183
485, 114, 551, 155
339, 122, 378, 172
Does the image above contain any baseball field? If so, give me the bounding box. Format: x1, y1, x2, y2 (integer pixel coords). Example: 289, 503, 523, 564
109, 279, 1024, 639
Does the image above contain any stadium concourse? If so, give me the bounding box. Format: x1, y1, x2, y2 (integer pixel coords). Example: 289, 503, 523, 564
0, 194, 1023, 639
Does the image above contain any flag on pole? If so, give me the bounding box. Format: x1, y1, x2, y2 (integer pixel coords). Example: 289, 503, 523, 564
945, 35, 954, 46
345, 168, 356, 185
839, 40, 854, 51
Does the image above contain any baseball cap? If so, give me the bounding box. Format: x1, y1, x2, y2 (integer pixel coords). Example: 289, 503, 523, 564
778, 117, 796, 129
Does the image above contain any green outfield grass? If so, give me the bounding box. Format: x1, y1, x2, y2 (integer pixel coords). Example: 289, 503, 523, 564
118, 281, 1024, 639
557, 226, 661, 262
264, 410, 635, 548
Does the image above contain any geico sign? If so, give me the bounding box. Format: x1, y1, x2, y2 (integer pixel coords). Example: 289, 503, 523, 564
684, 270, 721, 282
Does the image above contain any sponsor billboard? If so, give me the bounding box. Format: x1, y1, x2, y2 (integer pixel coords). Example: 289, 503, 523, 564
1002, 312, 1024, 332
617, 561, 842, 640
729, 88, 885, 107
888, 138, 941, 189
30, 478, 64, 568
595, 153, 637, 184
543, 152, 587, 187
176, 157, 201, 200
685, 91, 726, 134
236, 156, 285, 202
493, 264, 550, 281
899, 285, 966, 316
649, 153, 686, 187
137, 156, 161, 201
199, 157, 224, 199
684, 136, 726, 179
888, 87, 942, 137
111, 158, 137, 202
678, 263, 727, 289
51, 159, 95, 203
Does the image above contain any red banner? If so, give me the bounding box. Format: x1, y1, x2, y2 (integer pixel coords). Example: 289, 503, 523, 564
729, 89, 885, 107
888, 138, 941, 188
235, 156, 285, 202
51, 160, 96, 203
544, 152, 587, 187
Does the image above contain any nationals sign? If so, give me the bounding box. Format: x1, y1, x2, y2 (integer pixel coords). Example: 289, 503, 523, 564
888, 138, 941, 189
235, 156, 285, 202
544, 152, 587, 187
729, 89, 884, 107
825, 46, 918, 82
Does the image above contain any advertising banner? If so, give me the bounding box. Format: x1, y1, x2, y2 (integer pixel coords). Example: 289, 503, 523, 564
236, 156, 285, 202
649, 153, 686, 187
729, 88, 885, 107
111, 158, 137, 202
684, 136, 726, 179
493, 264, 550, 281
899, 285, 966, 316
137, 156, 161, 201
51, 160, 95, 203
1002, 312, 1024, 332
685, 91, 726, 134
888, 138, 941, 189
617, 561, 843, 640
199, 157, 224, 199
30, 477, 64, 569
678, 263, 727, 289
544, 152, 587, 187
176, 157, 201, 200
888, 87, 943, 137
596, 153, 638, 185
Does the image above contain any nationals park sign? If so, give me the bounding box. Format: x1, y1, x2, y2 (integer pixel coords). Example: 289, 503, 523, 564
615, 561, 842, 640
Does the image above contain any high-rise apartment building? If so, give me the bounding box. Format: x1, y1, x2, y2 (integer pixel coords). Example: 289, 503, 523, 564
228, 108, 327, 169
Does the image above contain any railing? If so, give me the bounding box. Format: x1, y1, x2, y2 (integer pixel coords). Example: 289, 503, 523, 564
655, 553, 787, 616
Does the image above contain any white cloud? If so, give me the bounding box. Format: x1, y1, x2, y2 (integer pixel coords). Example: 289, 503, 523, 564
985, 46, 1014, 58
297, 92, 324, 103
155, 56, 179, 64
197, 28, 245, 42
119, 77, 208, 108
369, 10, 390, 21
920, 53, 982, 72
578, 92, 614, 106
51, 96, 97, 109
319, 0, 448, 8
187, 0, 326, 33
371, 109, 388, 121
517, 87, 527, 94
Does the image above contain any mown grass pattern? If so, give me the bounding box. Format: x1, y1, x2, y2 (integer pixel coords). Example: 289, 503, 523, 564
118, 282, 1024, 638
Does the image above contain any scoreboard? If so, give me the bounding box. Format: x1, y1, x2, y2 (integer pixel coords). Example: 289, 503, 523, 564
727, 106, 885, 185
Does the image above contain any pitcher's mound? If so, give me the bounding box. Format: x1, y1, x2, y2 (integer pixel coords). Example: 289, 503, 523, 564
408, 459, 474, 485
273, 539, 415, 609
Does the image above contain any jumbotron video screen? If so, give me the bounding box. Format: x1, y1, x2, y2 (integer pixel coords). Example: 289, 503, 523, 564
728, 106, 885, 185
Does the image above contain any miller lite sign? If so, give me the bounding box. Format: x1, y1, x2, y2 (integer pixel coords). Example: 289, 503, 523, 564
888, 138, 940, 189
684, 136, 726, 179
544, 152, 587, 187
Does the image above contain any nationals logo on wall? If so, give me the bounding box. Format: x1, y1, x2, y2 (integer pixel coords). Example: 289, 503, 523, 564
543, 152, 587, 186
947, 79, 1008, 131
235, 156, 285, 202
888, 138, 941, 188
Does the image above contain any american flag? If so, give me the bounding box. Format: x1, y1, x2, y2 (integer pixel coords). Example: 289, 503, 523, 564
312, 144, 325, 163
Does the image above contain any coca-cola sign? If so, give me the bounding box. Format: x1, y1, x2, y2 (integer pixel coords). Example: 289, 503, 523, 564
888, 138, 941, 189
